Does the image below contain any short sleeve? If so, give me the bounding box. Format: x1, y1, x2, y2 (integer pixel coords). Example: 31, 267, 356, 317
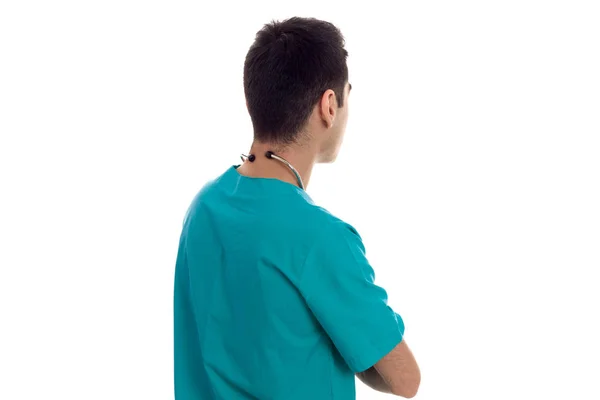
298, 221, 405, 373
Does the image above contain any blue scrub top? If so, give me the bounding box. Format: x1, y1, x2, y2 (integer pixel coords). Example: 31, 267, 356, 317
174, 166, 405, 399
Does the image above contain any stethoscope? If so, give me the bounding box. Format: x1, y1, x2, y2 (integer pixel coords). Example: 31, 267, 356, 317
240, 151, 305, 190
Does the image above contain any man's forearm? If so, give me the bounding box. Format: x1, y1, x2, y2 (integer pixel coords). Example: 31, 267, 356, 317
356, 367, 393, 394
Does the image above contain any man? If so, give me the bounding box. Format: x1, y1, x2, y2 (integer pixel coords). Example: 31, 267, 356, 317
174, 17, 421, 399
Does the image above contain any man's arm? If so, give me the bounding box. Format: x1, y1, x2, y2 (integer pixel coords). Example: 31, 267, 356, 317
356, 338, 420, 398
296, 221, 420, 396
356, 367, 393, 394
374, 339, 421, 398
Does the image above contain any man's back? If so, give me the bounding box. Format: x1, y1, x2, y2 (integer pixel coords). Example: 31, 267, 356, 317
174, 166, 405, 399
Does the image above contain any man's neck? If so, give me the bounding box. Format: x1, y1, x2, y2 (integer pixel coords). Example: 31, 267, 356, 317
237, 141, 317, 189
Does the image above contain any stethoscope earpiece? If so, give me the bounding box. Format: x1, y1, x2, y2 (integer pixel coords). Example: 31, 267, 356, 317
240, 154, 256, 162
240, 151, 305, 190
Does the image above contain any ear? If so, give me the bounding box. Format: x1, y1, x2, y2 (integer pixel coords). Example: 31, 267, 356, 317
319, 89, 337, 129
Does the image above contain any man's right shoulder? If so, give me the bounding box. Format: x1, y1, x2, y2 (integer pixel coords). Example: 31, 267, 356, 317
290, 201, 361, 246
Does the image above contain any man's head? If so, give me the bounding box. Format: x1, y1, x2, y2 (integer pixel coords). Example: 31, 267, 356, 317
244, 17, 351, 163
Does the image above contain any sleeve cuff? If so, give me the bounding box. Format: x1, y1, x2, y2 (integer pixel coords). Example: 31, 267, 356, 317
350, 313, 405, 373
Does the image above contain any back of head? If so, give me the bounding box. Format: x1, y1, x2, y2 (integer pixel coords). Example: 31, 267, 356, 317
244, 17, 349, 145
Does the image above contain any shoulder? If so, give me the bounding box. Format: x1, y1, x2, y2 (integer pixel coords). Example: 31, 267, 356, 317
317, 209, 361, 240
299, 204, 366, 256
298, 206, 376, 299
293, 199, 355, 230
182, 168, 232, 224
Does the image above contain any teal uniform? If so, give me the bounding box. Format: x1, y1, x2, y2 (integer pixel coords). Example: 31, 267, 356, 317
174, 166, 405, 399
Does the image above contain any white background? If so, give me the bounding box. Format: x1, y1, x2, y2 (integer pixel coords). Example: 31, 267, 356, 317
1, 1, 599, 399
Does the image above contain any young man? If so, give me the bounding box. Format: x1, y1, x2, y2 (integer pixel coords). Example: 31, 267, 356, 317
174, 17, 421, 399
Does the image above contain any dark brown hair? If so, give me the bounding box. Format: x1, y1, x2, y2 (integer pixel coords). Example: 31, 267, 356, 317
243, 17, 349, 144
